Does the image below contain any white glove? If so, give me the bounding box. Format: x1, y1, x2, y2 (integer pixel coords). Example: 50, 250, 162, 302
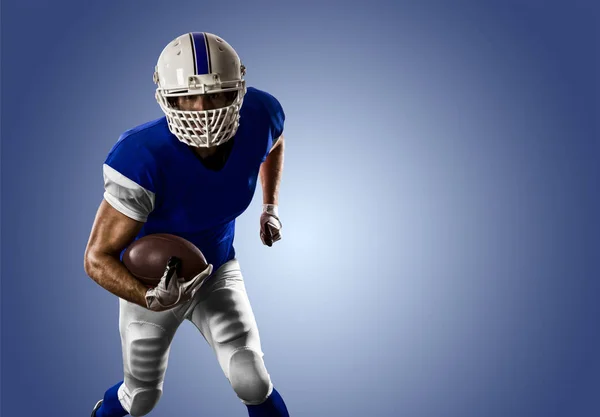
260, 204, 282, 247
145, 256, 213, 311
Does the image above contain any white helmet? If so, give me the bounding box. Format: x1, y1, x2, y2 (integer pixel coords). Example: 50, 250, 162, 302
153, 32, 247, 147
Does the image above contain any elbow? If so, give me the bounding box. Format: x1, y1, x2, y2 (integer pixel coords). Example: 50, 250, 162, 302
83, 249, 94, 277
84, 248, 101, 278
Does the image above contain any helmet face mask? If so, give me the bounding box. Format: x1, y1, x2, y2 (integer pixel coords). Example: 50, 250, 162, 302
154, 32, 247, 148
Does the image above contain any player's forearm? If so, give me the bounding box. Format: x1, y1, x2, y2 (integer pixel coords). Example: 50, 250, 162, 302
84, 252, 148, 307
259, 139, 284, 205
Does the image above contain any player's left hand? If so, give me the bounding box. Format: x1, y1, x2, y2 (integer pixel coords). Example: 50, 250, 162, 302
260, 204, 282, 247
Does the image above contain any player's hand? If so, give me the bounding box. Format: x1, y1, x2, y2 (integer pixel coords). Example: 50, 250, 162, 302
260, 204, 282, 247
145, 256, 213, 311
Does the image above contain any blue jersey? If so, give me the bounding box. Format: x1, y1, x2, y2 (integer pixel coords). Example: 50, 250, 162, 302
102, 87, 285, 270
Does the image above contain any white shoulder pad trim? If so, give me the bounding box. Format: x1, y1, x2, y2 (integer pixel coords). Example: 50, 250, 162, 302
102, 163, 155, 222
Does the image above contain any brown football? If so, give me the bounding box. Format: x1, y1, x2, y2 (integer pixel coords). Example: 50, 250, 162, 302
122, 233, 208, 287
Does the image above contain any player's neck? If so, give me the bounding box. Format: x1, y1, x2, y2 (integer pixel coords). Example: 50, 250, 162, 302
193, 146, 218, 159
190, 139, 235, 171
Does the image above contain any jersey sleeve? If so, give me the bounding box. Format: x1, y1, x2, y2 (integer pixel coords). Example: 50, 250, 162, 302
102, 134, 159, 222
257, 90, 285, 160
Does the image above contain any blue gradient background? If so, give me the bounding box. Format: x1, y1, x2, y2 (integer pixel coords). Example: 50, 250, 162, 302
1, 1, 599, 416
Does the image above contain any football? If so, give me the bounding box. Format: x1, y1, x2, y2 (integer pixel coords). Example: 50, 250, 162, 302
122, 233, 208, 287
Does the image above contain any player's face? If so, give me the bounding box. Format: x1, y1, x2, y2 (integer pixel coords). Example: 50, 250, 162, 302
173, 92, 236, 111
168, 92, 237, 150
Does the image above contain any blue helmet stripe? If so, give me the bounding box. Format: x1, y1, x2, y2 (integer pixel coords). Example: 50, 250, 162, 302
191, 32, 210, 75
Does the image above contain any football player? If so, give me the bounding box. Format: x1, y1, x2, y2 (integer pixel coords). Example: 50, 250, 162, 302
84, 32, 289, 417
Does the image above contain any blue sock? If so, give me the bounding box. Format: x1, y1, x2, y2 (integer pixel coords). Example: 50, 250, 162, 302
96, 381, 128, 417
246, 387, 290, 417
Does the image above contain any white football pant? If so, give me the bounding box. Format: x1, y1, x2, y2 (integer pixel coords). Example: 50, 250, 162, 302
116, 258, 273, 417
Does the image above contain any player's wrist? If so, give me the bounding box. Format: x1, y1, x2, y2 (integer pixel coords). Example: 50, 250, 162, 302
141, 286, 154, 308
263, 204, 278, 217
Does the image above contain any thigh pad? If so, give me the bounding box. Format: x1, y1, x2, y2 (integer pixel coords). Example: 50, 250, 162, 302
125, 321, 171, 383
205, 288, 255, 345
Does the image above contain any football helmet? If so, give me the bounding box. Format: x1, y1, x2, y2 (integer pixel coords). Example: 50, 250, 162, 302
154, 32, 247, 147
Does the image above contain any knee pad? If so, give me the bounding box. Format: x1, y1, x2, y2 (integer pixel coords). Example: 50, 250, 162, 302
129, 387, 162, 417
119, 381, 162, 417
229, 348, 273, 405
